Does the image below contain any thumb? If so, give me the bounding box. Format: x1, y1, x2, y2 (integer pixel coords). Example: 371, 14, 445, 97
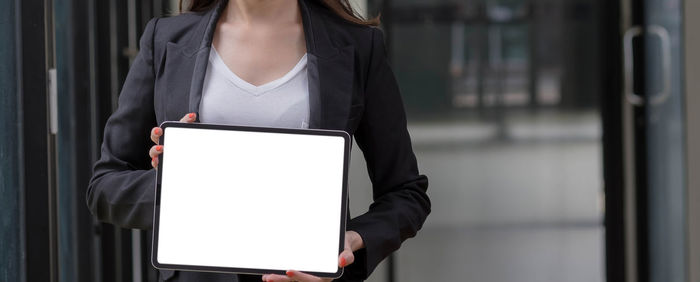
339, 248, 354, 268
179, 112, 197, 123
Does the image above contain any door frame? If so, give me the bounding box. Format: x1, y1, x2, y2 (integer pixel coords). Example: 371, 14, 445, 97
613, 0, 693, 281
684, 0, 700, 281
600, 0, 627, 281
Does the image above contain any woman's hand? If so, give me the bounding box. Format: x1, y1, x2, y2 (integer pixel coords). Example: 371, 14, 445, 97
261, 231, 364, 282
149, 113, 197, 168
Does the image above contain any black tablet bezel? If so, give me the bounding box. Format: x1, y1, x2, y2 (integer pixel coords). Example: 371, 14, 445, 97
151, 121, 350, 278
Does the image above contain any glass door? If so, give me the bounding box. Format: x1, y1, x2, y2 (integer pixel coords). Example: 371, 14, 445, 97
351, 1, 609, 281
622, 0, 686, 281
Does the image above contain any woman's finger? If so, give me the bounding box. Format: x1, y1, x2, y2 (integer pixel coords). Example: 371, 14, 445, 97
285, 270, 328, 282
148, 145, 163, 159
179, 112, 197, 123
149, 145, 163, 169
151, 156, 158, 169
262, 274, 293, 282
150, 127, 162, 144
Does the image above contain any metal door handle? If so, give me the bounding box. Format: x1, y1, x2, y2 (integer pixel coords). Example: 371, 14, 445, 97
623, 25, 672, 106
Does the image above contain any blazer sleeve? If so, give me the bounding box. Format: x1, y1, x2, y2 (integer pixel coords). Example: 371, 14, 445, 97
86, 18, 159, 230
346, 28, 431, 278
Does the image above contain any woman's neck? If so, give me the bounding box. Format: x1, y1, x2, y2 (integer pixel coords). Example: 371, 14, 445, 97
222, 0, 300, 26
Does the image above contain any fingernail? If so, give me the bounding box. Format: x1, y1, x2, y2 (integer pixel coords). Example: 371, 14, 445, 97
188, 113, 195, 119
156, 145, 163, 151
286, 270, 294, 277
155, 128, 162, 135
151, 157, 156, 162
340, 257, 346, 267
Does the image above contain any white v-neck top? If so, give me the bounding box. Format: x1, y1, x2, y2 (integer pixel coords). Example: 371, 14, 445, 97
199, 47, 310, 129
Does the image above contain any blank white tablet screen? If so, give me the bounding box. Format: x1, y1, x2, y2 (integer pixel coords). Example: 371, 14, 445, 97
156, 126, 346, 274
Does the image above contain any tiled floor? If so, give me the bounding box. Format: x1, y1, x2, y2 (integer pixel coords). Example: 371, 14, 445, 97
394, 225, 603, 282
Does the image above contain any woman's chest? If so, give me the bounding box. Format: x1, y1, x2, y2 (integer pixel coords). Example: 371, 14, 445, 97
212, 24, 307, 87
198, 48, 311, 129
153, 36, 363, 134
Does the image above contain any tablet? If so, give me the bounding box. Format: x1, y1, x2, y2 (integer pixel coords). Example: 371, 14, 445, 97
152, 122, 350, 278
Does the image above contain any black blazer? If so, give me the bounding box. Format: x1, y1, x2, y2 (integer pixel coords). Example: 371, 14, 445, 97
87, 0, 430, 281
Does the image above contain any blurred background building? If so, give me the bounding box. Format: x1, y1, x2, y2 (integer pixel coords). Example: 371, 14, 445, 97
1, 0, 699, 282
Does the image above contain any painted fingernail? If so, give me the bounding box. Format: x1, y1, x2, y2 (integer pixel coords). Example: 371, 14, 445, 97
151, 156, 156, 162
340, 257, 346, 267
188, 113, 195, 119
156, 145, 163, 151
155, 128, 162, 135
286, 270, 294, 277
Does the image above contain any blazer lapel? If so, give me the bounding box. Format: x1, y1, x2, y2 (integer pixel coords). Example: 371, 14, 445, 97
300, 0, 355, 131
187, 0, 228, 117
159, 2, 224, 122
307, 48, 355, 131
